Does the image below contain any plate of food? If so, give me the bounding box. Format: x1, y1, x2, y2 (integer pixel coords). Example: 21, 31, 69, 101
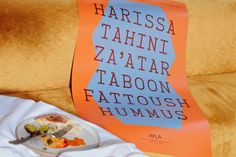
13, 114, 100, 157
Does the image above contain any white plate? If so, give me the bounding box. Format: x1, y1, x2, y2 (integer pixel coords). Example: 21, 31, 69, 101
15, 114, 100, 157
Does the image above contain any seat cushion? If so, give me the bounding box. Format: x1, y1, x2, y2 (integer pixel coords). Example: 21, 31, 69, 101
5, 72, 236, 157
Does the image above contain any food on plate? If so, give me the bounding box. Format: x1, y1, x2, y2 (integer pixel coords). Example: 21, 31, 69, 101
67, 137, 86, 146
41, 135, 67, 148
35, 114, 82, 134
23, 114, 86, 149
36, 114, 70, 124
35, 114, 71, 131
24, 123, 54, 136
41, 135, 86, 148
24, 124, 38, 136
38, 125, 49, 134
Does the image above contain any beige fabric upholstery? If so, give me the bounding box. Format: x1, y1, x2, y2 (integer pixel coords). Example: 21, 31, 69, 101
0, 0, 235, 92
179, 0, 236, 76
0, 0, 77, 92
0, 0, 235, 156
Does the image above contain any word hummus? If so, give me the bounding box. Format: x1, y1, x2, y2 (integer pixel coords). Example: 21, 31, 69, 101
84, 88, 190, 120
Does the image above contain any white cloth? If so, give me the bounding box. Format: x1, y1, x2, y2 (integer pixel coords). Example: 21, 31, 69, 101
0, 95, 147, 157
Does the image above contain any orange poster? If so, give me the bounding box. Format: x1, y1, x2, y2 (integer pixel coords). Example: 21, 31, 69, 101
72, 0, 211, 156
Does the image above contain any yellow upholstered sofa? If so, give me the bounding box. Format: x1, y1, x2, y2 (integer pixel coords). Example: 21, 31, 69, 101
0, 0, 235, 156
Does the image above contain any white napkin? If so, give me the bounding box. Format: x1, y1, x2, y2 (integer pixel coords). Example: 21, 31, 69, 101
0, 95, 147, 157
